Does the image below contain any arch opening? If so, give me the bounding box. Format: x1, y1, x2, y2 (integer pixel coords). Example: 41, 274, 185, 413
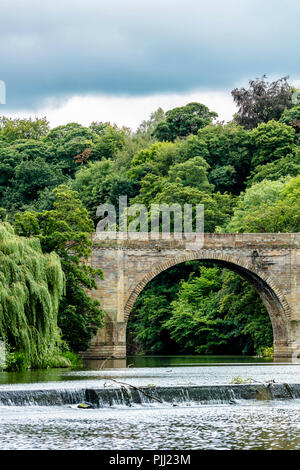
125, 256, 291, 357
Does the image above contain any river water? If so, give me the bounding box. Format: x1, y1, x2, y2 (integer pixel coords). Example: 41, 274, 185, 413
0, 356, 300, 450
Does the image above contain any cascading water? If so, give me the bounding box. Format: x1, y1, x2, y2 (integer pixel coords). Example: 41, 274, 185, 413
0, 388, 86, 406
1, 383, 300, 408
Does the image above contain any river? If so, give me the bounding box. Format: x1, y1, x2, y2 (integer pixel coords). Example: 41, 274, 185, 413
0, 356, 300, 450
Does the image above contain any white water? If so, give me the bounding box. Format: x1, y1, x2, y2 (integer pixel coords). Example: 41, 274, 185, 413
0, 402, 300, 450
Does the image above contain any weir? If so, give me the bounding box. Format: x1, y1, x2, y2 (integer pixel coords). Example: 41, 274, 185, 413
1, 383, 300, 407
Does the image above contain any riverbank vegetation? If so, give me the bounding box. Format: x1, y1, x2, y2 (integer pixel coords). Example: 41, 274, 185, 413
0, 223, 65, 369
0, 75, 300, 365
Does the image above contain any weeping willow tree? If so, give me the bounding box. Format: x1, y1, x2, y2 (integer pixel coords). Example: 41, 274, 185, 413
0, 222, 65, 368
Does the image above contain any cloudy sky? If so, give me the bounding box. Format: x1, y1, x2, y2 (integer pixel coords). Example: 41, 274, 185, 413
1, 0, 300, 129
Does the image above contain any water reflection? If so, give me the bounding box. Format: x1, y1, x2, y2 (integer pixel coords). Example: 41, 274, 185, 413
81, 354, 276, 370
82, 358, 126, 369
0, 355, 299, 388
126, 355, 274, 368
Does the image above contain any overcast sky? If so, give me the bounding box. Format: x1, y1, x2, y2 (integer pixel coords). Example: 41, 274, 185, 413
1, 0, 300, 129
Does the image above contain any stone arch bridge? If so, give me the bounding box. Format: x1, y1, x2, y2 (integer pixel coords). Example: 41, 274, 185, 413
83, 233, 300, 359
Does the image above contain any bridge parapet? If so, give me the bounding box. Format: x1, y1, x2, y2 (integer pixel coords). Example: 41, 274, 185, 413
92, 232, 300, 249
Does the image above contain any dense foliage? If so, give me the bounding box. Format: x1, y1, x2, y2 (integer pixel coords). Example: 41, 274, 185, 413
128, 264, 272, 356
153, 102, 218, 141
0, 223, 65, 368
0, 74, 299, 363
14, 186, 104, 351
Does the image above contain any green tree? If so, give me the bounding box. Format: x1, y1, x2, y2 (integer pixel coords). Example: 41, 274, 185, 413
72, 160, 139, 221
2, 158, 65, 211
92, 124, 127, 160
14, 186, 104, 351
209, 165, 237, 193
0, 117, 50, 142
0, 139, 56, 201
164, 267, 225, 353
129, 141, 178, 179
226, 176, 300, 233
127, 263, 200, 354
167, 156, 212, 191
217, 271, 272, 354
153, 102, 217, 141
247, 149, 300, 185
136, 107, 165, 139
197, 123, 252, 193
176, 134, 210, 162
250, 120, 295, 168
280, 104, 300, 143
165, 267, 271, 355
44, 123, 99, 176
0, 222, 65, 368
132, 176, 233, 233
0, 139, 54, 162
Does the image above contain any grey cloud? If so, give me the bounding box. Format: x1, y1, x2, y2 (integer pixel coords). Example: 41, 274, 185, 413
0, 0, 300, 109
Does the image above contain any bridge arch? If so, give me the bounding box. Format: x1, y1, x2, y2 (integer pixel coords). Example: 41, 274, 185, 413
124, 251, 292, 354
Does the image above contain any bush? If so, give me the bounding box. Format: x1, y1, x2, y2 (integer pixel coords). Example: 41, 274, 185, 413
5, 351, 30, 372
